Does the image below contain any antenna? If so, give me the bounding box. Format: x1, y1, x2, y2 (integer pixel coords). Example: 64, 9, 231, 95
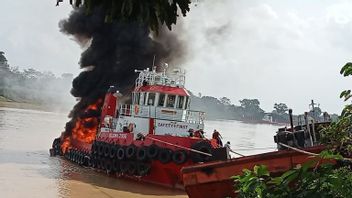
152, 55, 157, 72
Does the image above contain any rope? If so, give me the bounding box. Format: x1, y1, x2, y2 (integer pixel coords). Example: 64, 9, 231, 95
278, 142, 319, 156
235, 147, 277, 151
278, 142, 352, 161
229, 150, 245, 157
145, 136, 212, 157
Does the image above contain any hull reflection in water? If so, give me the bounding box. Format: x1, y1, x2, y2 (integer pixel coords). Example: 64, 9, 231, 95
0, 107, 186, 198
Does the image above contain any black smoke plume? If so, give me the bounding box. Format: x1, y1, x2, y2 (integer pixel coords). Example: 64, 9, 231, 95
59, 7, 184, 141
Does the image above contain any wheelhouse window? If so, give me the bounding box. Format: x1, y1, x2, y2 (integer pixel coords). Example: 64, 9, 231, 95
139, 92, 146, 105
158, 94, 165, 106
147, 93, 156, 106
166, 95, 176, 108
177, 96, 184, 109
185, 96, 189, 109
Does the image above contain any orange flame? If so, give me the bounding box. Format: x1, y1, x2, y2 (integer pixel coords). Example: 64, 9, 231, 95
61, 100, 102, 153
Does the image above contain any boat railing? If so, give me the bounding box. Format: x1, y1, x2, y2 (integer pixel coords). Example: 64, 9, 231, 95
134, 68, 185, 90
185, 110, 205, 125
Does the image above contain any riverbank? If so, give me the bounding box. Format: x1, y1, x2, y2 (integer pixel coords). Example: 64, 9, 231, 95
0, 96, 72, 112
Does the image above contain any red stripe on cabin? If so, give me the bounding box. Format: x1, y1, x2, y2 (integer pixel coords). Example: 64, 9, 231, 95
137, 85, 189, 96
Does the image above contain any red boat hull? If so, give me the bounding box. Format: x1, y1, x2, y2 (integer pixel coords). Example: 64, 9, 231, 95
181, 146, 326, 198
65, 132, 212, 189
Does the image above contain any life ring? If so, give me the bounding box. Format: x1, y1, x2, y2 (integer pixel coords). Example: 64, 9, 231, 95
137, 162, 151, 176
117, 147, 126, 160
126, 145, 137, 159
147, 145, 160, 159
172, 150, 188, 165
136, 147, 148, 161
158, 148, 173, 164
190, 140, 213, 163
134, 105, 139, 115
127, 162, 137, 175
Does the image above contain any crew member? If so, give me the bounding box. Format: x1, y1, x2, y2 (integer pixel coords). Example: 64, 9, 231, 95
212, 129, 223, 147
193, 129, 205, 138
188, 129, 194, 137
224, 141, 233, 159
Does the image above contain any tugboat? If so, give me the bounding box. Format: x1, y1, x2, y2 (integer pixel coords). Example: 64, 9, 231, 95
51, 65, 228, 189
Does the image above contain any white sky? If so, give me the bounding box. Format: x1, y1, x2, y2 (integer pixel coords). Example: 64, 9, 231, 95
1, 0, 352, 114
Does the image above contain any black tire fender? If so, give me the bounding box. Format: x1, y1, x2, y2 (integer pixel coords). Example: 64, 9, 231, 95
112, 159, 120, 173
158, 148, 173, 164
117, 147, 126, 160
136, 147, 148, 161
120, 161, 129, 174
104, 144, 110, 157
172, 150, 188, 165
105, 159, 113, 173
98, 142, 105, 156
127, 162, 137, 175
137, 162, 151, 176
126, 145, 137, 159
147, 144, 160, 159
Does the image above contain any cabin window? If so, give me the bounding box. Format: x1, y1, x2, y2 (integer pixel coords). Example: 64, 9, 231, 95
185, 96, 189, 109
139, 92, 146, 105
177, 96, 184, 109
166, 95, 176, 108
147, 93, 156, 105
134, 93, 140, 105
158, 94, 165, 106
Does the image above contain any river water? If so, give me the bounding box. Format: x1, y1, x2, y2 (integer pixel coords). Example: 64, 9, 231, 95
0, 107, 280, 198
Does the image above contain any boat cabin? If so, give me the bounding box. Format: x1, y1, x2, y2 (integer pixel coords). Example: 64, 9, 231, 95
100, 67, 205, 138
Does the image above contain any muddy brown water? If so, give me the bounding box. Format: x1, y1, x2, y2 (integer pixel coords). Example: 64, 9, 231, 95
0, 107, 278, 198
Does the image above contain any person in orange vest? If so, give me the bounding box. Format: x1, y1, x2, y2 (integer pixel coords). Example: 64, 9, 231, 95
210, 138, 219, 148
212, 129, 223, 147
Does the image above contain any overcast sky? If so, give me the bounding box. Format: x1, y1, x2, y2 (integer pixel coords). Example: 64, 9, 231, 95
1, 0, 352, 114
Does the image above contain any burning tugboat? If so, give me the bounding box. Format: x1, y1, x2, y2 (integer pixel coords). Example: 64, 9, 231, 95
51, 65, 228, 188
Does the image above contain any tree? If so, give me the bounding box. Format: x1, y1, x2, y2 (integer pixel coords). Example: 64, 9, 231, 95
273, 103, 288, 115
239, 99, 265, 120
220, 97, 231, 106
239, 99, 260, 110
0, 51, 9, 70
56, 0, 191, 32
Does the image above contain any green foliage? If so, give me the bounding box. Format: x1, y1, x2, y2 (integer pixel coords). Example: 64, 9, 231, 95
57, 0, 191, 32
273, 103, 288, 115
239, 99, 265, 120
321, 115, 352, 155
233, 154, 352, 198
